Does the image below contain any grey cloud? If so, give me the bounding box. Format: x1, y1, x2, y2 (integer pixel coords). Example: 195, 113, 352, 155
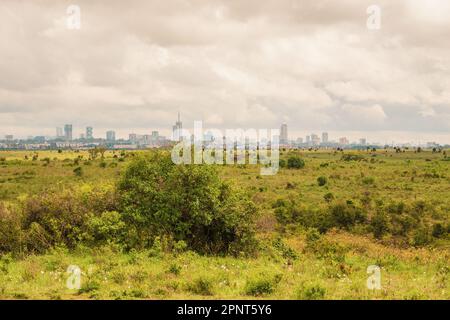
0, 0, 449, 142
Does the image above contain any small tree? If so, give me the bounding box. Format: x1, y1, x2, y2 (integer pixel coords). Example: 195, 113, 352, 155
317, 176, 328, 186
73, 166, 83, 177
287, 156, 305, 169
118, 153, 258, 255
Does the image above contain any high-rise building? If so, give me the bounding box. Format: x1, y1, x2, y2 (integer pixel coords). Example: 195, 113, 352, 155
311, 133, 320, 146
86, 127, 93, 140
280, 123, 288, 144
306, 135, 311, 145
339, 137, 349, 145
172, 112, 183, 141
359, 138, 367, 146
64, 124, 73, 141
129, 133, 137, 143
5, 135, 13, 141
322, 132, 329, 144
106, 131, 116, 142
56, 127, 63, 138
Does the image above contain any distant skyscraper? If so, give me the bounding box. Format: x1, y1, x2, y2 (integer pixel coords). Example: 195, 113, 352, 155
172, 112, 183, 141
339, 137, 349, 145
311, 133, 320, 146
129, 133, 137, 143
56, 127, 63, 138
5, 135, 13, 141
151, 131, 159, 143
280, 123, 288, 144
359, 138, 367, 146
106, 131, 116, 142
306, 135, 311, 145
322, 132, 329, 144
64, 124, 73, 141
86, 126, 93, 140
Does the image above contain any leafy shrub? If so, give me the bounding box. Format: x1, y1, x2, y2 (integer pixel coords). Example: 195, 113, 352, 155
305, 228, 348, 262
173, 240, 188, 254
244, 274, 281, 296
16, 185, 116, 253
370, 212, 391, 239
118, 153, 258, 255
272, 237, 298, 260
362, 177, 375, 185
73, 167, 83, 177
274, 199, 332, 233
0, 204, 23, 253
287, 156, 305, 169
297, 283, 326, 300
411, 227, 432, 246
328, 202, 367, 230
324, 193, 334, 203
85, 211, 127, 246
168, 263, 182, 275
341, 154, 364, 161
317, 176, 328, 186
432, 223, 446, 238
187, 277, 214, 295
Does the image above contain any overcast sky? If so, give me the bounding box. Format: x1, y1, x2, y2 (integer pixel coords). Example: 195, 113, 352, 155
1, 0, 449, 143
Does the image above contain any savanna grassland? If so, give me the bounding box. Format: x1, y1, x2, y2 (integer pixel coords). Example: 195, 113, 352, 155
0, 148, 449, 300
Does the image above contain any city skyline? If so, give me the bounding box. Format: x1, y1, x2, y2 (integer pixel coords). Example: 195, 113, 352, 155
1, 116, 448, 148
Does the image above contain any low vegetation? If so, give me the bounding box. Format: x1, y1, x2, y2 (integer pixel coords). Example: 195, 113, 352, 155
0, 148, 448, 299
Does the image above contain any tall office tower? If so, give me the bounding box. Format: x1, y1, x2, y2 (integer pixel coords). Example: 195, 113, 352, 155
129, 133, 137, 143
339, 137, 349, 145
172, 112, 183, 141
56, 127, 63, 138
86, 126, 93, 140
359, 138, 367, 146
306, 135, 311, 145
64, 124, 73, 141
311, 133, 320, 146
280, 123, 288, 144
322, 132, 329, 144
106, 131, 116, 142
5, 135, 13, 141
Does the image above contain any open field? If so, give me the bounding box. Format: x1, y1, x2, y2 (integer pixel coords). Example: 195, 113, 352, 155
0, 149, 449, 299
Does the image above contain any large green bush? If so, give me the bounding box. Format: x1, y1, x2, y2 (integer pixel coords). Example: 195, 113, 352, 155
0, 184, 117, 254
287, 156, 305, 169
118, 153, 258, 255
0, 203, 23, 253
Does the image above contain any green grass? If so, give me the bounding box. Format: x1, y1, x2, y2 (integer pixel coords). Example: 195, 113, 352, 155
0, 233, 448, 299
0, 148, 449, 299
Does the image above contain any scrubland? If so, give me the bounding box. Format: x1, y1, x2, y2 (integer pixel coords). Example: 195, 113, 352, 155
0, 148, 448, 299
